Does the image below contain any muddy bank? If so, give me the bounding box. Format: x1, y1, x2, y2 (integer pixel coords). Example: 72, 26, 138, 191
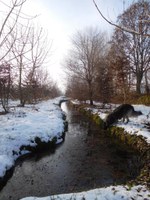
0, 102, 143, 200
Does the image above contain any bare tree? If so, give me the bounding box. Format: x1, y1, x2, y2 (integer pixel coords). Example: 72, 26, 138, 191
25, 27, 51, 102
28, 28, 49, 75
27, 68, 61, 100
10, 22, 33, 106
0, 0, 28, 111
107, 41, 131, 102
0, 0, 55, 111
65, 75, 88, 101
0, 0, 27, 62
113, 1, 150, 94
93, 0, 150, 37
64, 27, 107, 105
0, 62, 11, 113
95, 57, 113, 103
9, 22, 51, 105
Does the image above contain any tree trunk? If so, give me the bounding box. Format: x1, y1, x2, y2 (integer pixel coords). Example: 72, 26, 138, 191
136, 72, 143, 94
19, 68, 23, 105
145, 71, 149, 94
88, 82, 93, 106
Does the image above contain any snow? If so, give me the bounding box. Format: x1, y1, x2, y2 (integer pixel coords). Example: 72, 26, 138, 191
21, 185, 150, 200
0, 97, 66, 178
84, 102, 150, 144
0, 98, 150, 200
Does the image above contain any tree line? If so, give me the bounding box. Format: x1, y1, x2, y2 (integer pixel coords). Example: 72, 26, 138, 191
0, 0, 61, 113
64, 0, 150, 105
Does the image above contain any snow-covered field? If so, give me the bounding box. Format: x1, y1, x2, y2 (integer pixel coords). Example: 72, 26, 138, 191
0, 98, 150, 200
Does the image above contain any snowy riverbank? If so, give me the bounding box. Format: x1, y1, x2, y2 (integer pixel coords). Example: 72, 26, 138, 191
20, 100, 150, 200
0, 97, 67, 178
1, 98, 150, 200
83, 101, 150, 144
21, 185, 150, 200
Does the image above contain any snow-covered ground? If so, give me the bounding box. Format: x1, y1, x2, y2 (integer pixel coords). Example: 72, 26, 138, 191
0, 97, 66, 178
21, 185, 150, 200
0, 98, 150, 200
84, 101, 150, 144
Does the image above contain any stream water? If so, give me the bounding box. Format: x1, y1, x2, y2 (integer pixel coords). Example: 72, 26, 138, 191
0, 102, 141, 200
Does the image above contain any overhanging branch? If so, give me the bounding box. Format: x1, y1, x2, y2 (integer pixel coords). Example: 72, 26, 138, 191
93, 0, 150, 37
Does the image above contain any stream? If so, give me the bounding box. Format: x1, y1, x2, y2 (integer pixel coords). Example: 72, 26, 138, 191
0, 102, 141, 200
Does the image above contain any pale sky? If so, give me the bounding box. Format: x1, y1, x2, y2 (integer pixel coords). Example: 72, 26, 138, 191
6, 0, 136, 91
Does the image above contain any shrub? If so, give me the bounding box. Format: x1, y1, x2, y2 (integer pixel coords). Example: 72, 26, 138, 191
137, 95, 150, 105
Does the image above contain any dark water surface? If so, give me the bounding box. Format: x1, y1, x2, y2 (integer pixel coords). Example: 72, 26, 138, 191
0, 102, 141, 200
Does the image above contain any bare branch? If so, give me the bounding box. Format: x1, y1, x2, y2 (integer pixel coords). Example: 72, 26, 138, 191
0, 0, 26, 38
93, 0, 150, 37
